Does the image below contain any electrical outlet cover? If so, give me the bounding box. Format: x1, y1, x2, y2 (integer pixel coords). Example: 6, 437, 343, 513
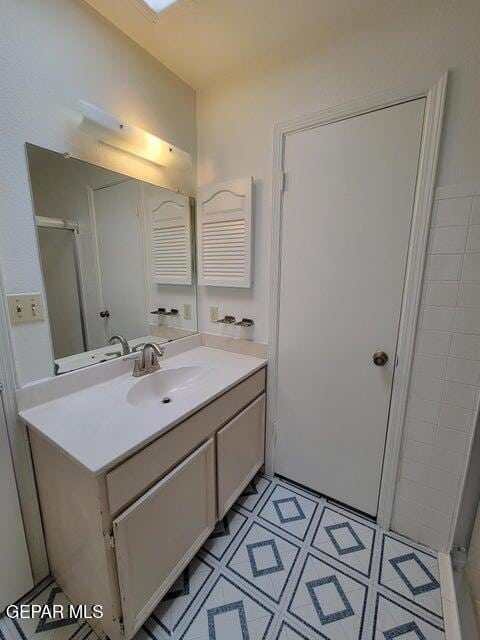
210, 306, 218, 323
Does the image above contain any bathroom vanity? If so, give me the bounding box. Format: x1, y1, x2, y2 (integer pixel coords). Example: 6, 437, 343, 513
18, 342, 266, 640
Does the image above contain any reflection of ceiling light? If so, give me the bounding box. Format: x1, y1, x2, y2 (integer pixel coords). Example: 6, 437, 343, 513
142, 0, 177, 13
78, 101, 192, 170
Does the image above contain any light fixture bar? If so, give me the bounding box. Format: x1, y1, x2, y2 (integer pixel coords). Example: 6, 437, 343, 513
78, 101, 192, 171
143, 0, 177, 13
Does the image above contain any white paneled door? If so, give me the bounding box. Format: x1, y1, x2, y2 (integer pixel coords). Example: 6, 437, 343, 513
92, 180, 147, 342
276, 99, 426, 517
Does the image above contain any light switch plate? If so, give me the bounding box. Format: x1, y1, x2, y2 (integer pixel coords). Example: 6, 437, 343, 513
183, 304, 191, 320
210, 306, 218, 323
7, 293, 45, 324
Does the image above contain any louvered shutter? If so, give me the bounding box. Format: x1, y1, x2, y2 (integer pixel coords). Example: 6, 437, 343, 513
197, 177, 253, 287
142, 184, 192, 286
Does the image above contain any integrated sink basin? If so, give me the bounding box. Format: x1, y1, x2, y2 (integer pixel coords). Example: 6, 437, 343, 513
126, 365, 211, 408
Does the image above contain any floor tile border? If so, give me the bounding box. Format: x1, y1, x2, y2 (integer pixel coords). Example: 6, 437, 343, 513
257, 483, 320, 542
310, 505, 377, 579
146, 555, 215, 637
372, 591, 445, 637
378, 532, 443, 620
286, 551, 369, 640
178, 573, 275, 640
226, 520, 302, 604
236, 474, 272, 513
203, 508, 248, 562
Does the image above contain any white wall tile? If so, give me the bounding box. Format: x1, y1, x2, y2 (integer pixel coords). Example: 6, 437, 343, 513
407, 396, 440, 424
436, 426, 469, 454
450, 332, 480, 359
423, 484, 457, 515
435, 197, 472, 227
406, 418, 437, 445
411, 375, 444, 402
397, 478, 429, 505
438, 402, 473, 431
458, 281, 480, 307
431, 226, 468, 254
418, 330, 452, 355
413, 353, 447, 379
404, 438, 434, 465
463, 253, 480, 280
394, 192, 480, 552
421, 306, 455, 331
446, 357, 480, 385
442, 380, 478, 409
393, 498, 423, 540
401, 458, 430, 485
454, 307, 480, 334
470, 197, 480, 225
419, 525, 450, 550
466, 225, 480, 253
427, 466, 461, 496
425, 281, 459, 307
423, 507, 453, 534
431, 445, 466, 475
426, 253, 463, 280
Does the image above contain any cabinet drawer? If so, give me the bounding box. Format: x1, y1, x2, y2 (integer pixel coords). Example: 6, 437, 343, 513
107, 368, 265, 515
113, 438, 216, 638
217, 394, 266, 518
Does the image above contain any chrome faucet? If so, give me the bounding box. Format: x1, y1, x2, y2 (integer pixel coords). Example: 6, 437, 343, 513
132, 342, 165, 377
108, 334, 131, 355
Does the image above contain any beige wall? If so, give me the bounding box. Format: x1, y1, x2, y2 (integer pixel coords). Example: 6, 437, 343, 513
196, 0, 480, 343
0, 0, 196, 581
196, 0, 480, 550
0, 0, 196, 386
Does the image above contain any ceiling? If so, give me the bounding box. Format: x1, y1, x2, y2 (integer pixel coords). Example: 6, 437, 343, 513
82, 0, 416, 90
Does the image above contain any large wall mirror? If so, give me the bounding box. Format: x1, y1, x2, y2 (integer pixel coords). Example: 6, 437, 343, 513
26, 144, 197, 374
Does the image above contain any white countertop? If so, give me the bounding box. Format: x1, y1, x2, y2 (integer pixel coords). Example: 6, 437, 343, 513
18, 345, 266, 476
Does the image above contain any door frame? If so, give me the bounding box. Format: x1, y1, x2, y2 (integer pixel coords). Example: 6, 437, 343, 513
0, 269, 48, 584
266, 72, 448, 530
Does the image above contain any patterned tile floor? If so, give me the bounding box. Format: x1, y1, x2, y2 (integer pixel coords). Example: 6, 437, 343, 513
0, 474, 446, 640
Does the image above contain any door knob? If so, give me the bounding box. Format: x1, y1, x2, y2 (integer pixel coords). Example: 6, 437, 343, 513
100, 310, 110, 318
373, 351, 388, 367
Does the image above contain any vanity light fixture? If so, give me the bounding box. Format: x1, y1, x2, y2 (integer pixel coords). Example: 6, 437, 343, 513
78, 101, 192, 170
142, 0, 177, 13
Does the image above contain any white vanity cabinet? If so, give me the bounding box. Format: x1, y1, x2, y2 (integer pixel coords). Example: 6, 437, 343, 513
113, 439, 216, 637
217, 394, 266, 518
28, 367, 266, 640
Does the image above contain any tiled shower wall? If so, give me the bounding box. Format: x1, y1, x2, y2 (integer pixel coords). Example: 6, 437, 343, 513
393, 188, 480, 552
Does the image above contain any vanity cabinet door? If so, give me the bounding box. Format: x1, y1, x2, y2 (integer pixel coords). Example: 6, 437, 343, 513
113, 439, 216, 638
217, 394, 266, 518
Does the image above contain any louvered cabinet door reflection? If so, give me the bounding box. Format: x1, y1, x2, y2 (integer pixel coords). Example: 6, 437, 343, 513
142, 184, 192, 286
197, 177, 253, 288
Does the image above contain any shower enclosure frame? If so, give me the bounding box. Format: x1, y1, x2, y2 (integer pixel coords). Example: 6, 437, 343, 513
35, 216, 88, 354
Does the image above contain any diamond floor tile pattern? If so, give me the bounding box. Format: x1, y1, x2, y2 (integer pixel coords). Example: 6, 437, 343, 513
1, 475, 446, 640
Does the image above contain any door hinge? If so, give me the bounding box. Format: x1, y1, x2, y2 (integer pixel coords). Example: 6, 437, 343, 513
119, 618, 125, 635
273, 420, 278, 444
105, 532, 115, 549
280, 171, 288, 192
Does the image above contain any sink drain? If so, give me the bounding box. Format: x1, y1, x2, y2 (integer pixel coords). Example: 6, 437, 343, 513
162, 397, 172, 404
